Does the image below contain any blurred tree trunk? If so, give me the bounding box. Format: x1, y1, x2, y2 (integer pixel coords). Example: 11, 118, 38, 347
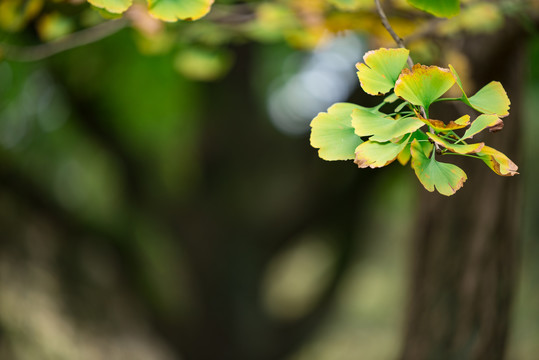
163, 44, 371, 360
399, 23, 526, 360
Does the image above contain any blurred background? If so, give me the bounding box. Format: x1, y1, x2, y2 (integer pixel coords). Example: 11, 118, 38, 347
0, 0, 538, 359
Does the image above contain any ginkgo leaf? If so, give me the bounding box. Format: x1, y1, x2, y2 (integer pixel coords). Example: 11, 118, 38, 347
462, 114, 502, 139
356, 48, 410, 96
417, 114, 470, 131
397, 130, 431, 166
407, 0, 460, 18
87, 0, 132, 14
468, 82, 510, 117
449, 65, 510, 117
351, 108, 424, 142
148, 0, 214, 21
410, 139, 467, 196
395, 64, 455, 110
354, 136, 410, 168
310, 103, 363, 160
477, 146, 518, 176
426, 132, 484, 154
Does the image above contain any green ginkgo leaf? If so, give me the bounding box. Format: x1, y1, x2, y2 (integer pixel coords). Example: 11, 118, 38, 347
87, 0, 131, 13
354, 136, 410, 168
462, 114, 503, 140
426, 132, 484, 154
356, 48, 410, 96
397, 130, 431, 166
477, 146, 518, 176
351, 108, 424, 142
310, 103, 363, 160
468, 82, 510, 117
417, 114, 470, 131
395, 64, 455, 110
148, 0, 214, 21
407, 0, 460, 18
449, 65, 510, 117
410, 139, 467, 196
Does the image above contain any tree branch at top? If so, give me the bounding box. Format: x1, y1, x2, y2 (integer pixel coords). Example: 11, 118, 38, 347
1, 18, 128, 62
374, 0, 414, 69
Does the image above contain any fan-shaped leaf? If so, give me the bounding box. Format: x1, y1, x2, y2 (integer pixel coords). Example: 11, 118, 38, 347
351, 108, 424, 142
148, 0, 214, 21
468, 82, 510, 117
356, 48, 410, 96
410, 139, 467, 196
395, 64, 455, 110
87, 0, 131, 13
462, 114, 502, 139
407, 0, 460, 18
354, 136, 410, 168
477, 146, 518, 176
426, 132, 484, 154
449, 65, 510, 117
310, 103, 363, 160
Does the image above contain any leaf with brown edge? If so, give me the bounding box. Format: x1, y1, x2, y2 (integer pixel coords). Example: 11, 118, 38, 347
488, 118, 504, 132
356, 48, 410, 96
395, 64, 455, 110
426, 132, 484, 154
417, 113, 470, 131
477, 146, 518, 176
354, 136, 410, 169
462, 114, 502, 140
410, 139, 467, 196
449, 65, 510, 117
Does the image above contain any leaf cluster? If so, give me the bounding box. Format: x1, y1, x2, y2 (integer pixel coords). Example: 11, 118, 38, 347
310, 48, 518, 196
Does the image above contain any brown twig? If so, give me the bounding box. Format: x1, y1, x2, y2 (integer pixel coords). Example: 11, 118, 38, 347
374, 0, 414, 68
374, 0, 439, 149
1, 18, 128, 62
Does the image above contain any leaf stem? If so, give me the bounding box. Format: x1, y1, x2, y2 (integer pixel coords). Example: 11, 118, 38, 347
0, 19, 128, 62
388, 111, 414, 117
433, 97, 465, 103
442, 152, 482, 159
450, 130, 467, 145
374, 0, 414, 69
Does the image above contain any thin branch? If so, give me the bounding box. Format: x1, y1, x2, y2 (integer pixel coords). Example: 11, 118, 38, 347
1, 18, 128, 62
374, 0, 439, 150
374, 0, 414, 68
